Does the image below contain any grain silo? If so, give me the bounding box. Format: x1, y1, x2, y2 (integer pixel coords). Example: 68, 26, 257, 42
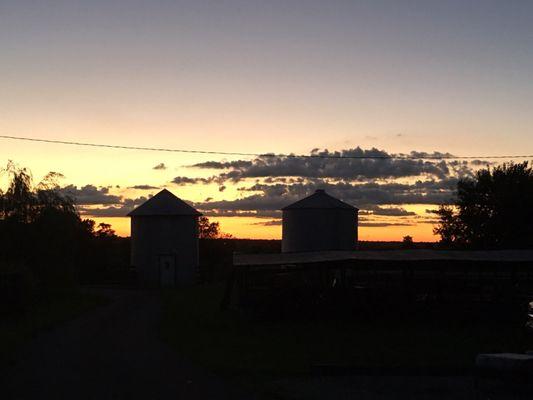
128, 189, 202, 287
282, 189, 358, 253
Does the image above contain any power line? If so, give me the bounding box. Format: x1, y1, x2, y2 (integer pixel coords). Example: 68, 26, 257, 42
1, 134, 532, 160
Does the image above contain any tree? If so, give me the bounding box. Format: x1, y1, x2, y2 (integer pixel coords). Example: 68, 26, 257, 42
198, 216, 233, 239
434, 162, 533, 248
402, 235, 414, 249
0, 162, 117, 289
95, 222, 116, 238
198, 216, 220, 239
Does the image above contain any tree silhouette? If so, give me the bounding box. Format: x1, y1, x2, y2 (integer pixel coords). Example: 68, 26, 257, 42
0, 162, 124, 292
434, 162, 533, 248
198, 216, 233, 239
198, 216, 220, 239
402, 235, 414, 249
95, 222, 116, 238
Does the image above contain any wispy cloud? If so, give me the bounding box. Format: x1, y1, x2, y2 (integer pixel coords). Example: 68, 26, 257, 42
128, 184, 160, 190
153, 163, 167, 170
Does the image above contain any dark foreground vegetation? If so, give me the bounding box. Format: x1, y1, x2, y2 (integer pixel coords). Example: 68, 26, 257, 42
0, 291, 107, 368
0, 163, 120, 361
161, 283, 531, 379
0, 163, 129, 313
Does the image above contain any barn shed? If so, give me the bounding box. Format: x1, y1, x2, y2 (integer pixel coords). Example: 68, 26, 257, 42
281, 189, 358, 253
128, 189, 202, 288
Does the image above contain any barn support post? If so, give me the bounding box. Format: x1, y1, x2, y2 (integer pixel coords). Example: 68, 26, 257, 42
220, 267, 236, 311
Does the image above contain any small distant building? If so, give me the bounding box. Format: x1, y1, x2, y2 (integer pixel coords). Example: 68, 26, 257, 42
281, 189, 358, 253
128, 189, 202, 287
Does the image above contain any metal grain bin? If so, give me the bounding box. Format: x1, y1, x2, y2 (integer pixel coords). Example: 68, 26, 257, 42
282, 189, 358, 253
128, 189, 202, 287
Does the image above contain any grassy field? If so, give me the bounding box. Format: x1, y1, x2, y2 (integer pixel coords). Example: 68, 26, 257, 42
0, 290, 108, 368
160, 283, 529, 379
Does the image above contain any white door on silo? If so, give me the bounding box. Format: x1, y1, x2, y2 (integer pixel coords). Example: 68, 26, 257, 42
159, 255, 176, 287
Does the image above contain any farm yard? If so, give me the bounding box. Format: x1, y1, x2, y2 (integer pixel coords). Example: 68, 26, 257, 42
160, 280, 532, 399
160, 280, 531, 378
3, 1, 533, 397
161, 248, 533, 398
0, 290, 108, 370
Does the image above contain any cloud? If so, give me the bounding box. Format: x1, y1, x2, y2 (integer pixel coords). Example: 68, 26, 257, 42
195, 194, 289, 212
252, 219, 282, 226
419, 218, 441, 224
359, 222, 414, 227
64, 145, 486, 226
193, 179, 456, 220
362, 205, 417, 216
153, 163, 167, 170
172, 176, 212, 185
78, 196, 149, 217
191, 160, 253, 169
243, 179, 456, 206
79, 205, 129, 217
198, 209, 281, 218
60, 185, 122, 205
128, 185, 160, 190
189, 147, 457, 182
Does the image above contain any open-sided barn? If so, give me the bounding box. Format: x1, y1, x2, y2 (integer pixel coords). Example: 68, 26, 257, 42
223, 250, 533, 312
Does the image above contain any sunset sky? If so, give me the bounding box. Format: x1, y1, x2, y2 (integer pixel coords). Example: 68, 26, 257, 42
1, 1, 533, 240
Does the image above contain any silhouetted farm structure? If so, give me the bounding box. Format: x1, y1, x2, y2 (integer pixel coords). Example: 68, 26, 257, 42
125, 189, 533, 322
282, 189, 358, 252
128, 188, 361, 288
224, 250, 533, 317
128, 189, 202, 288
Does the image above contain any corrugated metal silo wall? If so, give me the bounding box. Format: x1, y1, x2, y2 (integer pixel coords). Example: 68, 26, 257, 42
282, 208, 357, 252
130, 215, 199, 287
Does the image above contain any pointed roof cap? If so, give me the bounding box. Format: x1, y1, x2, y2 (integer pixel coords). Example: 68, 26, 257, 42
127, 189, 202, 217
282, 189, 358, 211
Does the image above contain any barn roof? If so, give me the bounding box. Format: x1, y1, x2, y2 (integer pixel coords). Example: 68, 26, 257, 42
282, 189, 358, 211
234, 249, 533, 266
127, 189, 202, 217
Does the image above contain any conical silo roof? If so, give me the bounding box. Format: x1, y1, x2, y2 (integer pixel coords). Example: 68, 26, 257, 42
127, 189, 202, 216
282, 189, 358, 211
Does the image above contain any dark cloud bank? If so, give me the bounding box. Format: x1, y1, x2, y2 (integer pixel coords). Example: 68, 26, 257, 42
190, 148, 467, 181
74, 147, 485, 227
185, 147, 480, 225
167, 148, 465, 215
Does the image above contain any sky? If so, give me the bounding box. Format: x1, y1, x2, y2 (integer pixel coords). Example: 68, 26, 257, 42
1, 0, 533, 240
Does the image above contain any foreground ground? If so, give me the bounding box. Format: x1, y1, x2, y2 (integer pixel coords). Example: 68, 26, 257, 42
2, 284, 530, 399
160, 284, 528, 376
1, 287, 267, 400
161, 283, 532, 399
0, 290, 108, 369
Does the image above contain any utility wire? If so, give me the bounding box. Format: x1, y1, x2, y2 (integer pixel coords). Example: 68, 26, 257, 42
1, 134, 531, 160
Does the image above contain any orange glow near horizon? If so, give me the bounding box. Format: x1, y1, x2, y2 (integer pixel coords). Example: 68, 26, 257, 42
91, 215, 438, 242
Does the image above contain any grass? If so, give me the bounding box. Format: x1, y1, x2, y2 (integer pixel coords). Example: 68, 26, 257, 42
160, 283, 529, 379
0, 290, 108, 368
